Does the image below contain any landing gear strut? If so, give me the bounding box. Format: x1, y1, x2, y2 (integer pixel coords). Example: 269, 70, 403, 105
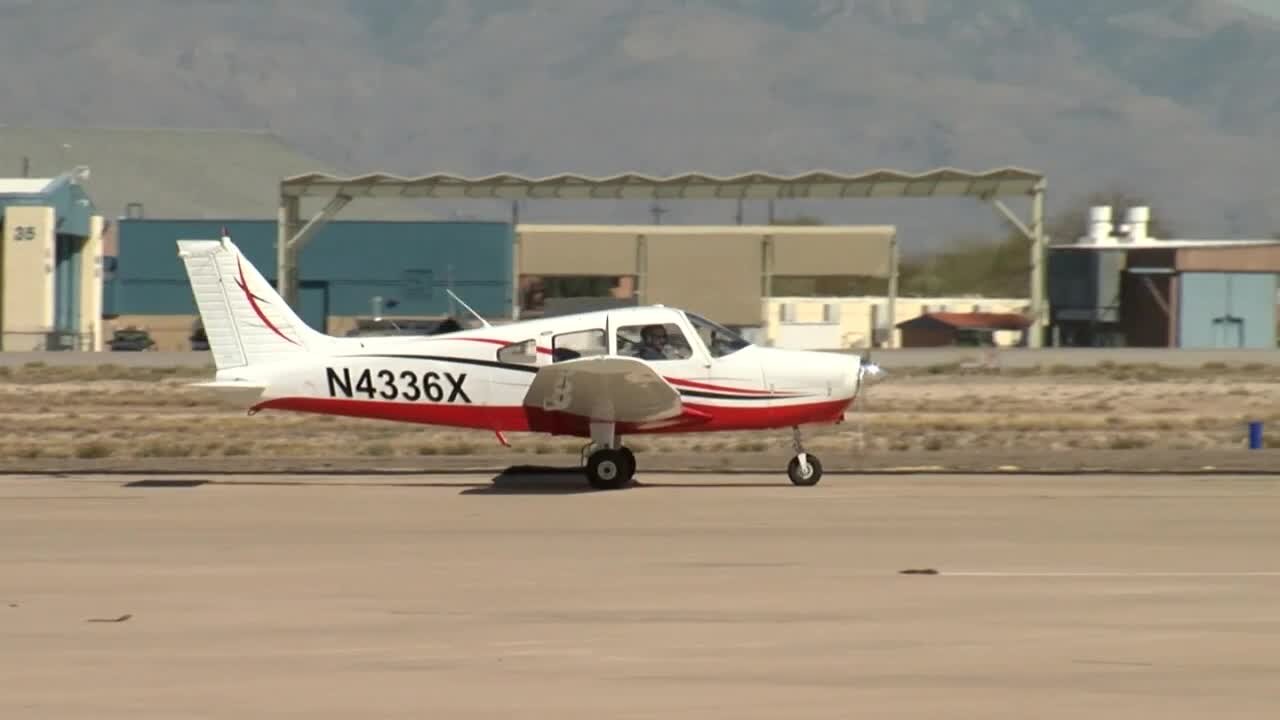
582, 422, 636, 490
787, 426, 823, 486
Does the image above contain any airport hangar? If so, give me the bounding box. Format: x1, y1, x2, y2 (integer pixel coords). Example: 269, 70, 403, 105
273, 167, 1048, 346
0, 127, 1051, 352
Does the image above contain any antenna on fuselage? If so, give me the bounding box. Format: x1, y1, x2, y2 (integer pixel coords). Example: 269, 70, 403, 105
445, 289, 492, 328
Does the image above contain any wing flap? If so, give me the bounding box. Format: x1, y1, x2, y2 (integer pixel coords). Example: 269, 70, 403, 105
522, 356, 683, 424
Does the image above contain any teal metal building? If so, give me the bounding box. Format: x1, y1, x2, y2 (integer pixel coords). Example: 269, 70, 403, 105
1050, 245, 1280, 348
1169, 272, 1277, 349
107, 219, 515, 332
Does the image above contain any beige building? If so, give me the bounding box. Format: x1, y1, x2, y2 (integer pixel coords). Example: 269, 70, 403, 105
764, 295, 1030, 349
516, 223, 898, 327
1, 174, 105, 351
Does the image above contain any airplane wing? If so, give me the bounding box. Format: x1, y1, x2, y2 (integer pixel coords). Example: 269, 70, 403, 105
522, 355, 703, 426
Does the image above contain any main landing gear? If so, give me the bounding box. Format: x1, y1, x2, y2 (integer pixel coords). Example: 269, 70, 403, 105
582, 422, 637, 490
787, 426, 823, 487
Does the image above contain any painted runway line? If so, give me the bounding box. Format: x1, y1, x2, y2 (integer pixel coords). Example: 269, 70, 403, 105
925, 571, 1280, 578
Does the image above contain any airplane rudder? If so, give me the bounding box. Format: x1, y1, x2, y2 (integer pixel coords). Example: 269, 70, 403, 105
177, 239, 249, 370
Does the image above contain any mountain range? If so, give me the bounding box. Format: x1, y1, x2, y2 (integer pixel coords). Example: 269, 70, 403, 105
1, 0, 1279, 249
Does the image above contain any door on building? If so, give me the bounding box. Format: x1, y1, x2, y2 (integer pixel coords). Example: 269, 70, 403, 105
1213, 316, 1244, 348
1178, 273, 1277, 349
298, 281, 330, 333
53, 234, 83, 349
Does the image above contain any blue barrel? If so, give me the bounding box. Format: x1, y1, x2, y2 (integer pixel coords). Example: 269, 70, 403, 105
1248, 421, 1264, 450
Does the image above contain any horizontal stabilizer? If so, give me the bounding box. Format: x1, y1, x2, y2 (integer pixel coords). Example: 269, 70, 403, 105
523, 356, 683, 424
188, 380, 268, 406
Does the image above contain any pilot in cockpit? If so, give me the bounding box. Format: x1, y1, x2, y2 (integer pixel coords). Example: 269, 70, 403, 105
632, 324, 677, 360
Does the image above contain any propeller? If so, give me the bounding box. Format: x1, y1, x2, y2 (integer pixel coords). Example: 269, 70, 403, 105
858, 350, 885, 385
849, 348, 886, 453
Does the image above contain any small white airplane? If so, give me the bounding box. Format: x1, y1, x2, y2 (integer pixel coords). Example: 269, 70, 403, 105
177, 235, 884, 489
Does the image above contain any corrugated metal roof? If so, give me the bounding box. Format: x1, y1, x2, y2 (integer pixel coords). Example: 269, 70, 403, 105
0, 127, 435, 220
282, 167, 1044, 200
900, 312, 1031, 331
515, 223, 895, 235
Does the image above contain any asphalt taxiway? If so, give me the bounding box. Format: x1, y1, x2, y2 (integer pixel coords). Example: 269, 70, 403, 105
3, 471, 1280, 719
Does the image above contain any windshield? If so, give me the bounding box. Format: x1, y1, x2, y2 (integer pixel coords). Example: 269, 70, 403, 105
685, 312, 751, 358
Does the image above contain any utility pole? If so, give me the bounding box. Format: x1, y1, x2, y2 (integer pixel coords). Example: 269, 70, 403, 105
649, 202, 668, 225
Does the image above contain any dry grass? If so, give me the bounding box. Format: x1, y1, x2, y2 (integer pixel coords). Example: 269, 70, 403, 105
0, 361, 1276, 460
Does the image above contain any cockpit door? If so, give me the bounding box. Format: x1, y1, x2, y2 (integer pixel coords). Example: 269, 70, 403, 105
607, 309, 708, 380
684, 312, 768, 395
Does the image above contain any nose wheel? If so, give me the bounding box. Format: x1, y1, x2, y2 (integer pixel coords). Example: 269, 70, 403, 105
788, 426, 823, 486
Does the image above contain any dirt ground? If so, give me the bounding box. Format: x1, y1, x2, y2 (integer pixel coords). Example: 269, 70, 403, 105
0, 363, 1278, 470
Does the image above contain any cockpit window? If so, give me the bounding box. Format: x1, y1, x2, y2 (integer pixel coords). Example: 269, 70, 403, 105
686, 312, 751, 358
616, 323, 694, 361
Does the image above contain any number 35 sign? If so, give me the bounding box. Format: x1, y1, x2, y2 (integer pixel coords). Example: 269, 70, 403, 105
10, 225, 37, 242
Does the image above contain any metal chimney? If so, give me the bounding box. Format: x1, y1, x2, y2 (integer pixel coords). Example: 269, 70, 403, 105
1084, 205, 1113, 244
1124, 206, 1150, 242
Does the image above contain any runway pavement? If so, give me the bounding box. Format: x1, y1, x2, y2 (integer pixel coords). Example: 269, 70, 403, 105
4, 471, 1280, 719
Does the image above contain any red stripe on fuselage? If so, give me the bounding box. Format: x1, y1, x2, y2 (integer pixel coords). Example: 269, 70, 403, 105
457, 338, 552, 354
249, 396, 853, 436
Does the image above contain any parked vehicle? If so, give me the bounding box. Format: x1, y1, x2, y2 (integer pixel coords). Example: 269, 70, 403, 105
107, 327, 155, 351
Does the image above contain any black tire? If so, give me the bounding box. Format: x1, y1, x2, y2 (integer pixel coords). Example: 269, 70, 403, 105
619, 447, 637, 478
586, 448, 634, 490
787, 454, 823, 486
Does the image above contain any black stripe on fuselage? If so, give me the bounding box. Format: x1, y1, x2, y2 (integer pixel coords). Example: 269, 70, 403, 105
336, 354, 539, 374
678, 389, 812, 402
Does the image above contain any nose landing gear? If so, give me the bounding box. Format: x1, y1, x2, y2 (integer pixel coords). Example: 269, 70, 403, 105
787, 426, 823, 486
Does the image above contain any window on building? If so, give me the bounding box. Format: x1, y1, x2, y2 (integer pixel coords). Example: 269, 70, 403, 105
770, 276, 889, 297
520, 275, 636, 314
954, 329, 995, 347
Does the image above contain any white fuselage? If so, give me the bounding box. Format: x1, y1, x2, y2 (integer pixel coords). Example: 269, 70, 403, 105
236, 306, 863, 436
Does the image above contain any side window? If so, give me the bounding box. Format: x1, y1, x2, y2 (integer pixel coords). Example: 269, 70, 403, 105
617, 323, 693, 361
497, 339, 537, 365
551, 329, 606, 363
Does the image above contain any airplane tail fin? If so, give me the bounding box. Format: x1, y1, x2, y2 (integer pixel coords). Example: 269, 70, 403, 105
177, 233, 330, 371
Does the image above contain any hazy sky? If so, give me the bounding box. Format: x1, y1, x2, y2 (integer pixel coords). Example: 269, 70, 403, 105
1231, 0, 1280, 17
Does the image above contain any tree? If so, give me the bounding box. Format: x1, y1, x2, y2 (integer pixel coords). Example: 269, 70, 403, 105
895, 186, 1175, 298
1046, 186, 1177, 244
769, 214, 825, 225
897, 232, 1031, 297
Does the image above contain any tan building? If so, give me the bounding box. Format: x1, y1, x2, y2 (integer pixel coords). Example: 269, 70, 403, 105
515, 223, 898, 328
764, 295, 1030, 349
1, 173, 105, 351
